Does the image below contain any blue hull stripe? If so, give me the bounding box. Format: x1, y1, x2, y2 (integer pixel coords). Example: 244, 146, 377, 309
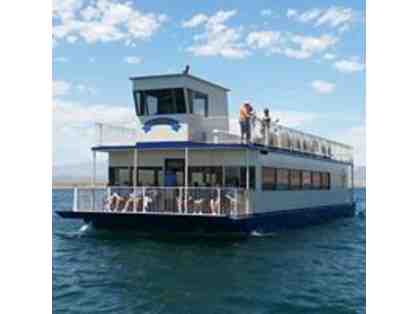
56, 203, 355, 234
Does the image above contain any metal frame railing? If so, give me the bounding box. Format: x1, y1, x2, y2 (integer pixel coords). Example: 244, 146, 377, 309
210, 116, 353, 163
94, 116, 353, 164
72, 186, 248, 217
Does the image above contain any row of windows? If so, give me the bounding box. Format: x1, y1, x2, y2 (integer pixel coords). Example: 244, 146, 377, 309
134, 88, 209, 117
110, 166, 335, 191
262, 167, 330, 191
109, 166, 255, 188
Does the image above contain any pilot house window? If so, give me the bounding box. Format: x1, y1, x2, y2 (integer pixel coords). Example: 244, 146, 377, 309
188, 89, 208, 117
134, 88, 186, 116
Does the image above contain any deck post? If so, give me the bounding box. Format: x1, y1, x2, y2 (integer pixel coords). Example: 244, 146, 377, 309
185, 147, 189, 213
133, 148, 138, 210
73, 187, 78, 211
92, 151, 96, 210
351, 164, 354, 202
246, 148, 250, 215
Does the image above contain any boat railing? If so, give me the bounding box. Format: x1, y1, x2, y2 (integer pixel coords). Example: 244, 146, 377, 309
95, 122, 138, 146
94, 118, 353, 163
211, 117, 353, 163
71, 186, 249, 217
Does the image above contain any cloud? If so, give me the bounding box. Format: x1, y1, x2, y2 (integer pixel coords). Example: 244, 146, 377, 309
323, 53, 336, 60
124, 56, 143, 64
53, 57, 69, 63
298, 8, 323, 23
287, 6, 355, 31
53, 80, 72, 96
181, 14, 208, 28
246, 31, 280, 49
334, 58, 364, 73
185, 10, 250, 59
335, 125, 366, 166
315, 7, 354, 28
53, 0, 167, 45
286, 9, 297, 18
247, 32, 338, 59
311, 80, 335, 94
260, 9, 273, 17
53, 98, 137, 164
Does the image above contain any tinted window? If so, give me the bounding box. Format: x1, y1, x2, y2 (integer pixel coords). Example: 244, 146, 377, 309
188, 89, 208, 117
134, 89, 186, 116
302, 171, 312, 189
262, 167, 276, 190
320, 172, 330, 190
109, 167, 132, 186
312, 172, 321, 189
290, 170, 302, 190
225, 167, 255, 189
277, 169, 290, 190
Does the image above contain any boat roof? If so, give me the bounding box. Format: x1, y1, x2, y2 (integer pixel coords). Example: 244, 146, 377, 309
91, 142, 353, 166
129, 73, 230, 92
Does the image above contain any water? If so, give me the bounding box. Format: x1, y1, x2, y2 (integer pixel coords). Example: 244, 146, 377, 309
53, 188, 365, 314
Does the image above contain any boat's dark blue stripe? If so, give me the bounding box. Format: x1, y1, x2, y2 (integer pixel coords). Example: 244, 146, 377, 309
55, 202, 355, 233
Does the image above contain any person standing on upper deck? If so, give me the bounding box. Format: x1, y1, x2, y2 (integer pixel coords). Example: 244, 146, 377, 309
239, 102, 252, 144
261, 108, 272, 145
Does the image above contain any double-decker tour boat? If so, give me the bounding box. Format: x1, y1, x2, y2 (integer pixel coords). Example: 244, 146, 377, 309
55, 71, 356, 235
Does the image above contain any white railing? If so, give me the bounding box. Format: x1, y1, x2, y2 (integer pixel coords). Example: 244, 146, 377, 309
72, 186, 248, 217
209, 116, 353, 163
95, 122, 138, 146
94, 116, 353, 163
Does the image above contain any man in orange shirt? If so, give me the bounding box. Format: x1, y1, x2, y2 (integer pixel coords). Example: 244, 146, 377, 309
239, 102, 252, 143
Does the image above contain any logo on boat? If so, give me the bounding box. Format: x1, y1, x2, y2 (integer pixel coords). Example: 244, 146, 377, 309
142, 118, 181, 133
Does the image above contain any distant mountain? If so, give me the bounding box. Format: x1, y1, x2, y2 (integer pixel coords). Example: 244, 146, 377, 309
53, 161, 108, 185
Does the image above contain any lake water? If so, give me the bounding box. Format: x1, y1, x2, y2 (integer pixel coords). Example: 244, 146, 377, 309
53, 188, 365, 314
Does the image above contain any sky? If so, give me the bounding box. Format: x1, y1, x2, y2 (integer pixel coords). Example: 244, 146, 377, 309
53, 0, 365, 166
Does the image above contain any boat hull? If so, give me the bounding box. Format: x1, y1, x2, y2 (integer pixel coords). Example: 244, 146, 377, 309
56, 203, 355, 234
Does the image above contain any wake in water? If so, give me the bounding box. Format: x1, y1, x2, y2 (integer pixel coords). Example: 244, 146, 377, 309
250, 230, 280, 237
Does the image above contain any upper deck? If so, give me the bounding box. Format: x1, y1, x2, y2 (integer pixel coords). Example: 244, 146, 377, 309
93, 71, 353, 164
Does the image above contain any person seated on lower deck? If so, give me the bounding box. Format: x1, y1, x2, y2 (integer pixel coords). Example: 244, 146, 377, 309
190, 182, 204, 214
122, 188, 143, 212
209, 184, 221, 215
105, 191, 123, 211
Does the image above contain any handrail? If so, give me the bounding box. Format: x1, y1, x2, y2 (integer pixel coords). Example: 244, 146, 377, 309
93, 117, 353, 163
72, 186, 249, 217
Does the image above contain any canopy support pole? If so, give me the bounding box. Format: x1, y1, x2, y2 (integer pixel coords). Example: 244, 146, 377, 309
92, 150, 96, 210
133, 148, 138, 189
246, 147, 250, 215
185, 147, 189, 213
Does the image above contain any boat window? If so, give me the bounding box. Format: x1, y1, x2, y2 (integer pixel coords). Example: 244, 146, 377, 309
262, 167, 276, 190
276, 169, 290, 190
188, 89, 208, 117
225, 167, 255, 189
302, 171, 312, 189
137, 167, 162, 186
134, 88, 187, 116
320, 172, 330, 190
290, 170, 302, 190
109, 167, 132, 186
312, 172, 321, 189
189, 167, 222, 186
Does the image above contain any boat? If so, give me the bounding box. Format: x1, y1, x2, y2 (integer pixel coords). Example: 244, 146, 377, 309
55, 71, 356, 235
